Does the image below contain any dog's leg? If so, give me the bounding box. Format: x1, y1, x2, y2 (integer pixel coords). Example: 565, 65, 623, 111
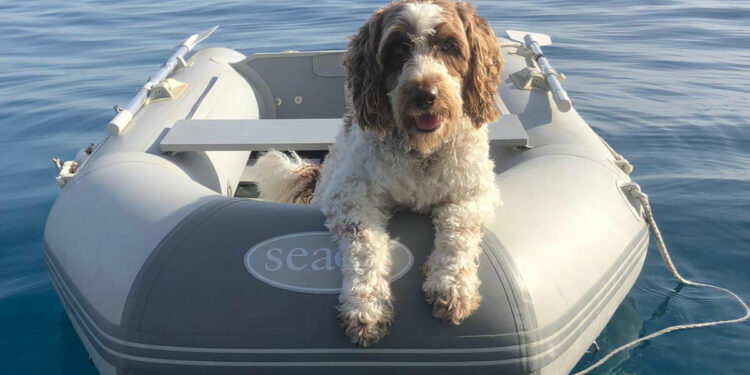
324, 199, 393, 347
423, 199, 485, 324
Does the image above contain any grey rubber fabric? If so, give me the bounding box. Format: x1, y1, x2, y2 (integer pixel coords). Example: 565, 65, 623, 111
481, 231, 539, 375
44, 196, 648, 375
235, 52, 347, 120
111, 198, 531, 374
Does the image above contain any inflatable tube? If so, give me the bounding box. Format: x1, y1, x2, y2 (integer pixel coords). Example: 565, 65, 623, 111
44, 40, 648, 375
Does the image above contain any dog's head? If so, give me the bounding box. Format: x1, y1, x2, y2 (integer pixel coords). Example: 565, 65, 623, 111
344, 0, 502, 155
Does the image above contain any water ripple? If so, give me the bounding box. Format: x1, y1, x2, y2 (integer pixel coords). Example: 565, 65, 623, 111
1, 0, 749, 374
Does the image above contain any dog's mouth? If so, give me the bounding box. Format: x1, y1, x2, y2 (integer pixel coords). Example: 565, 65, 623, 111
414, 114, 440, 133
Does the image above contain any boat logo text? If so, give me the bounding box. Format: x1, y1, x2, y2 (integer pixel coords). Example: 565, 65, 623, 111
244, 231, 414, 294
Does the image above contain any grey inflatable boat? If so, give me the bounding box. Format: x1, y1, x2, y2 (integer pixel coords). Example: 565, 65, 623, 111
44, 28, 648, 374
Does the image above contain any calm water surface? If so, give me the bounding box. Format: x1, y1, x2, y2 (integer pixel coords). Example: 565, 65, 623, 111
1, 1, 748, 374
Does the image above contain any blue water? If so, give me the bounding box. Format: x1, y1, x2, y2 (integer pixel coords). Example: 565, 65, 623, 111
1, 0, 748, 373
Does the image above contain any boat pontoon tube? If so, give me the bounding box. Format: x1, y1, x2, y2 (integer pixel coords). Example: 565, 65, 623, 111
44, 39, 648, 375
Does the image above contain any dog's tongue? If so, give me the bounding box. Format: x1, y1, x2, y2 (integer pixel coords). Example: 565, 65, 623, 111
416, 114, 439, 130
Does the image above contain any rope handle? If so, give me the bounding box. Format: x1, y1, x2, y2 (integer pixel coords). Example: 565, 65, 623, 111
573, 182, 749, 374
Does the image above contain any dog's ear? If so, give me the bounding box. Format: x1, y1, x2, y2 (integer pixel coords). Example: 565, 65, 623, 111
457, 3, 502, 128
343, 8, 392, 136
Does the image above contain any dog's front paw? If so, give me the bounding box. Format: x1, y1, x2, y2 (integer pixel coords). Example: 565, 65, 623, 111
423, 272, 481, 325
338, 296, 393, 347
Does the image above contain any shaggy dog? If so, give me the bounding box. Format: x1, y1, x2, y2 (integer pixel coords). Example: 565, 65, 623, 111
250, 0, 502, 346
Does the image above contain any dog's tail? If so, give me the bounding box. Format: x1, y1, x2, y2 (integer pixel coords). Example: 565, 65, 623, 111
247, 150, 319, 204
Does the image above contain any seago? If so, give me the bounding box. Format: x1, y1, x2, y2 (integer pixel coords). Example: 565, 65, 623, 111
264, 247, 343, 272
245, 232, 414, 294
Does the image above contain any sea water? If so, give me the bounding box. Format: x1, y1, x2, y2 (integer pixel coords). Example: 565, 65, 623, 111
1, 1, 748, 373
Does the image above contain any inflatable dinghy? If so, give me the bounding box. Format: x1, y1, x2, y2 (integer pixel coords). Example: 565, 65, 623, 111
45, 28, 648, 375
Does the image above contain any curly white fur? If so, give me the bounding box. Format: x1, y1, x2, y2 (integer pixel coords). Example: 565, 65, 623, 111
314, 116, 500, 344
251, 116, 500, 345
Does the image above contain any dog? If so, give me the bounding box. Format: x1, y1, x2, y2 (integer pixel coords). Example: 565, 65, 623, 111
249, 0, 502, 346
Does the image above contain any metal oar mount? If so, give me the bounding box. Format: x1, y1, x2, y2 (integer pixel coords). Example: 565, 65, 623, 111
107, 26, 219, 136
506, 30, 572, 112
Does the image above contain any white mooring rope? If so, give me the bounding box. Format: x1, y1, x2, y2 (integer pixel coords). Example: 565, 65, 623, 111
573, 182, 750, 375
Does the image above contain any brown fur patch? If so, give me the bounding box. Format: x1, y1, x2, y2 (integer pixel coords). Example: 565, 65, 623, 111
290, 164, 320, 204
456, 2, 503, 127
343, 5, 398, 136
430, 7, 471, 78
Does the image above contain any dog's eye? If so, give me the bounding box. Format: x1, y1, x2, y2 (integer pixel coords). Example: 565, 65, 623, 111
393, 44, 409, 56
440, 41, 455, 52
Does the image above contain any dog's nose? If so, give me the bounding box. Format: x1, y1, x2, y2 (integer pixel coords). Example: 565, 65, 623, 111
410, 86, 438, 109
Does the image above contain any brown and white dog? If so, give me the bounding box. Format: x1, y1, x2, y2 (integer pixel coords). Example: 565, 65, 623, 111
250, 0, 502, 346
